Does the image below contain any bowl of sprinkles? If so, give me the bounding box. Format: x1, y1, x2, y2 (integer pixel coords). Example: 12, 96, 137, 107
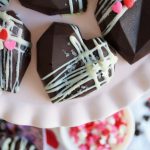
60, 108, 135, 150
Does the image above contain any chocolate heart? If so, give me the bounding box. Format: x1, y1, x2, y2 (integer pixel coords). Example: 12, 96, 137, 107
95, 0, 150, 64
37, 23, 117, 103
0, 11, 31, 93
19, 0, 87, 15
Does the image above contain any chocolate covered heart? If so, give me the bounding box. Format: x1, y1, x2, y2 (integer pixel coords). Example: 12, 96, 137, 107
37, 23, 118, 103
19, 0, 87, 15
95, 0, 150, 64
0, 11, 31, 93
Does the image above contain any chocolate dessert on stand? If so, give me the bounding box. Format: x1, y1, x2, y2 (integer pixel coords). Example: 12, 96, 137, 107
37, 23, 118, 103
95, 0, 150, 64
0, 11, 31, 93
19, 0, 88, 15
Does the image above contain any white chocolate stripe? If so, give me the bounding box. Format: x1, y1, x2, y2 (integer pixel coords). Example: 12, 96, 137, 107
0, 0, 9, 7
69, 0, 84, 14
1, 137, 36, 150
2, 138, 11, 150
69, 0, 74, 14
78, 0, 83, 10
103, 6, 128, 36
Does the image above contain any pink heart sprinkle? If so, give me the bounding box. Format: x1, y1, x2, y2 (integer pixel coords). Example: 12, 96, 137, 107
4, 40, 16, 51
112, 1, 123, 14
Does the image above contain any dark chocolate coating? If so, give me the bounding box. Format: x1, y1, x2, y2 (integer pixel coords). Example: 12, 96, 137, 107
95, 0, 150, 64
37, 23, 116, 103
19, 0, 87, 15
0, 11, 31, 93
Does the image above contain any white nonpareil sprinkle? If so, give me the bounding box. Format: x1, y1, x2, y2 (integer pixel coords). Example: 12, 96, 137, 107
90, 144, 97, 150
107, 117, 116, 125
108, 136, 117, 145
99, 136, 107, 145
119, 125, 127, 137
78, 131, 87, 140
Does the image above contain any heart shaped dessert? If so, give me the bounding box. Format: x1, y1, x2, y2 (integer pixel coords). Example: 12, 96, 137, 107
37, 23, 118, 103
19, 0, 87, 15
0, 11, 31, 93
95, 0, 150, 64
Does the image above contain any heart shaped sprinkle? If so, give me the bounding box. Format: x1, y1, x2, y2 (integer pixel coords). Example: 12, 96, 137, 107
123, 0, 135, 8
112, 1, 123, 14
4, 40, 16, 51
0, 29, 8, 41
46, 130, 59, 149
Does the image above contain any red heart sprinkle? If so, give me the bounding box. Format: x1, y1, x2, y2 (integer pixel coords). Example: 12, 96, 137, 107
123, 0, 135, 8
46, 130, 59, 149
0, 29, 8, 41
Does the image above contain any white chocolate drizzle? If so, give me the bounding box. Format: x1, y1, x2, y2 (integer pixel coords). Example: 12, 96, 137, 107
0, 0, 9, 7
1, 136, 36, 150
69, 0, 84, 14
95, 0, 137, 36
0, 11, 31, 93
42, 25, 118, 103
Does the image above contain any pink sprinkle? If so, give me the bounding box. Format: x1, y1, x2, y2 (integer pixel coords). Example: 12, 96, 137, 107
97, 146, 111, 150
112, 1, 123, 14
97, 122, 107, 130
79, 144, 88, 150
69, 110, 127, 150
4, 40, 16, 51
87, 136, 95, 145
78, 125, 85, 129
111, 126, 118, 133
117, 136, 124, 144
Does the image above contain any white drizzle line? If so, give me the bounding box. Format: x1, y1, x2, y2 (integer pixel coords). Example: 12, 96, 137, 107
69, 0, 74, 14
95, 0, 137, 36
69, 0, 84, 14
1, 137, 36, 150
0, 11, 31, 93
2, 138, 11, 150
43, 25, 118, 103
10, 137, 19, 150
103, 6, 128, 36
0, 0, 9, 7
78, 0, 83, 10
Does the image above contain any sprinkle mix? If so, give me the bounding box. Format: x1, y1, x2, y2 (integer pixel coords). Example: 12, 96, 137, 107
69, 111, 128, 150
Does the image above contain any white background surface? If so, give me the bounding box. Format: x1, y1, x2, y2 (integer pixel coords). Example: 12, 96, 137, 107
0, 0, 149, 128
